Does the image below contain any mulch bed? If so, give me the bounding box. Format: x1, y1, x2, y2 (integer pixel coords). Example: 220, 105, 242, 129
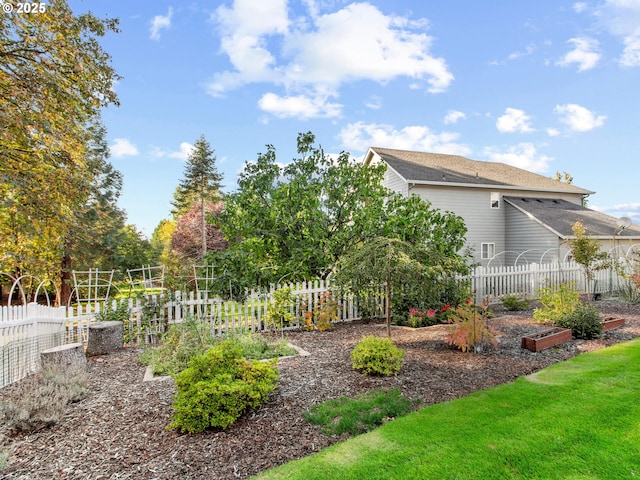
2, 301, 640, 480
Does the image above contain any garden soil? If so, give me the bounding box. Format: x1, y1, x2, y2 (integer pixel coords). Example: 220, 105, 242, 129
2, 301, 640, 479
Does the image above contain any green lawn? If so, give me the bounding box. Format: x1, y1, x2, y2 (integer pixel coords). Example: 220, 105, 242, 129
254, 338, 640, 479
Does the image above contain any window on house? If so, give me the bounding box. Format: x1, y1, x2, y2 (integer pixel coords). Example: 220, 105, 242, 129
481, 243, 495, 260
490, 192, 500, 209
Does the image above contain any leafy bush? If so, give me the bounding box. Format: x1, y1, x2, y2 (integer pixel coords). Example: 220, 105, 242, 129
95, 300, 130, 323
533, 282, 581, 324
303, 389, 414, 435
351, 335, 405, 376
302, 291, 339, 331
502, 295, 529, 311
407, 308, 438, 328
1, 364, 88, 434
168, 341, 279, 433
140, 322, 296, 376
447, 300, 499, 353
139, 320, 217, 376
555, 303, 603, 339
266, 287, 295, 330
619, 278, 640, 303
233, 333, 296, 360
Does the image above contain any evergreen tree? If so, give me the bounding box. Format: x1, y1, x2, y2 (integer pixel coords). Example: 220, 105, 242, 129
172, 135, 223, 258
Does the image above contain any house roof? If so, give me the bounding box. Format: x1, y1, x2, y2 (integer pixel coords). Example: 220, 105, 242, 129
503, 196, 640, 239
365, 147, 594, 195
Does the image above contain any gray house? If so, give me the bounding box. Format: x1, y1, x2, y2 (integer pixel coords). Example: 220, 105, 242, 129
364, 147, 640, 266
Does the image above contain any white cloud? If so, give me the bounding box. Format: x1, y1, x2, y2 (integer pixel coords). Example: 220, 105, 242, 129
546, 127, 561, 137
496, 108, 535, 133
365, 95, 383, 110
109, 138, 139, 158
484, 143, 554, 174
208, 1, 453, 118
556, 37, 601, 71
339, 121, 471, 156
573, 2, 588, 13
507, 43, 536, 60
151, 142, 194, 161
591, 202, 640, 225
258, 92, 342, 119
443, 110, 466, 125
554, 103, 606, 132
150, 7, 173, 41
597, 0, 640, 67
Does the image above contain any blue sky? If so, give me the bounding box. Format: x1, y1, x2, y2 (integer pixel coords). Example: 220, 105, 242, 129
69, 0, 640, 237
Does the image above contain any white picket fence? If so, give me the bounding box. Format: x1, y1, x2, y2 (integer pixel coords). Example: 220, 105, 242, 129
0, 263, 629, 388
468, 261, 626, 301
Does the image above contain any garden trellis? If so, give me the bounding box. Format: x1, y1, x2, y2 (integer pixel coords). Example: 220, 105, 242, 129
1, 262, 630, 388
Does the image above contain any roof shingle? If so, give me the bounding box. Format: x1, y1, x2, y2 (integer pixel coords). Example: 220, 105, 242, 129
369, 147, 593, 195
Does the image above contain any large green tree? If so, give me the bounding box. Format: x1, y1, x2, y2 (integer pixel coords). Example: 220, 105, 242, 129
212, 132, 469, 298
0, 0, 120, 295
172, 135, 223, 259
214, 132, 389, 289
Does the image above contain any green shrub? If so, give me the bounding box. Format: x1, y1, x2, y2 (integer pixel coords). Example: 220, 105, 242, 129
265, 287, 295, 330
139, 320, 217, 376
555, 303, 603, 339
232, 333, 296, 360
1, 364, 88, 434
351, 335, 405, 376
502, 295, 529, 311
533, 282, 581, 324
303, 389, 414, 435
95, 300, 130, 323
619, 279, 640, 303
139, 324, 295, 377
168, 340, 279, 433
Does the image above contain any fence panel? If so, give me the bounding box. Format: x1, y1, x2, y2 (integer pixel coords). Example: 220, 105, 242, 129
2, 263, 629, 388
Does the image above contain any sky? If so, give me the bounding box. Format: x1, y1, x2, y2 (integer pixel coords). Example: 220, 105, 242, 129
67, 0, 640, 237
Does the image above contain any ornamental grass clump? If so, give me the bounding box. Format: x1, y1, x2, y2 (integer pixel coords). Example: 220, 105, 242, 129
168, 340, 278, 433
351, 335, 405, 376
303, 388, 414, 435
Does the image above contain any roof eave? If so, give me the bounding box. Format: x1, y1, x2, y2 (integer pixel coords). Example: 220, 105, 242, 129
407, 180, 593, 195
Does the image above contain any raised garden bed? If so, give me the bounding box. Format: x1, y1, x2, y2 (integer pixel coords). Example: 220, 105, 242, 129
603, 317, 625, 332
521, 327, 572, 352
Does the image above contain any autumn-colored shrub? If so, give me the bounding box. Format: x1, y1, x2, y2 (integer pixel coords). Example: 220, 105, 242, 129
447, 300, 499, 353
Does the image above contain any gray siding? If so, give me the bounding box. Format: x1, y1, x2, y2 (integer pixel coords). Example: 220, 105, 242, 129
382, 166, 408, 196
382, 172, 586, 266
410, 185, 505, 266
505, 203, 563, 264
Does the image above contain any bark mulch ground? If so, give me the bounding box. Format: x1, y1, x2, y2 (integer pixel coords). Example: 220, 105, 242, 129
2, 300, 640, 480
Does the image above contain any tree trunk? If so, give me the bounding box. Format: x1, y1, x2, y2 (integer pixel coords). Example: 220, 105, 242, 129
385, 274, 392, 338
58, 254, 72, 307
201, 197, 207, 259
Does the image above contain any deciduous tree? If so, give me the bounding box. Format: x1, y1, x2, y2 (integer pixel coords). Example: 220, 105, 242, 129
0, 1, 120, 297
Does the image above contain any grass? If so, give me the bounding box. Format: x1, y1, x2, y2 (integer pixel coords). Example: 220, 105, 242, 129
303, 389, 415, 435
254, 337, 640, 479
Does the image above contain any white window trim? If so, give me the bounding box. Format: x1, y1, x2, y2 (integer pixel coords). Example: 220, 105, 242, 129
481, 242, 495, 260
490, 192, 500, 209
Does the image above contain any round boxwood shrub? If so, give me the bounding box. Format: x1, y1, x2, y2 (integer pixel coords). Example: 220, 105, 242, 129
351, 335, 405, 376
168, 340, 278, 433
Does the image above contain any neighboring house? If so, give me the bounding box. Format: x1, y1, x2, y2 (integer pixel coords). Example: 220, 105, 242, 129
364, 147, 640, 267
